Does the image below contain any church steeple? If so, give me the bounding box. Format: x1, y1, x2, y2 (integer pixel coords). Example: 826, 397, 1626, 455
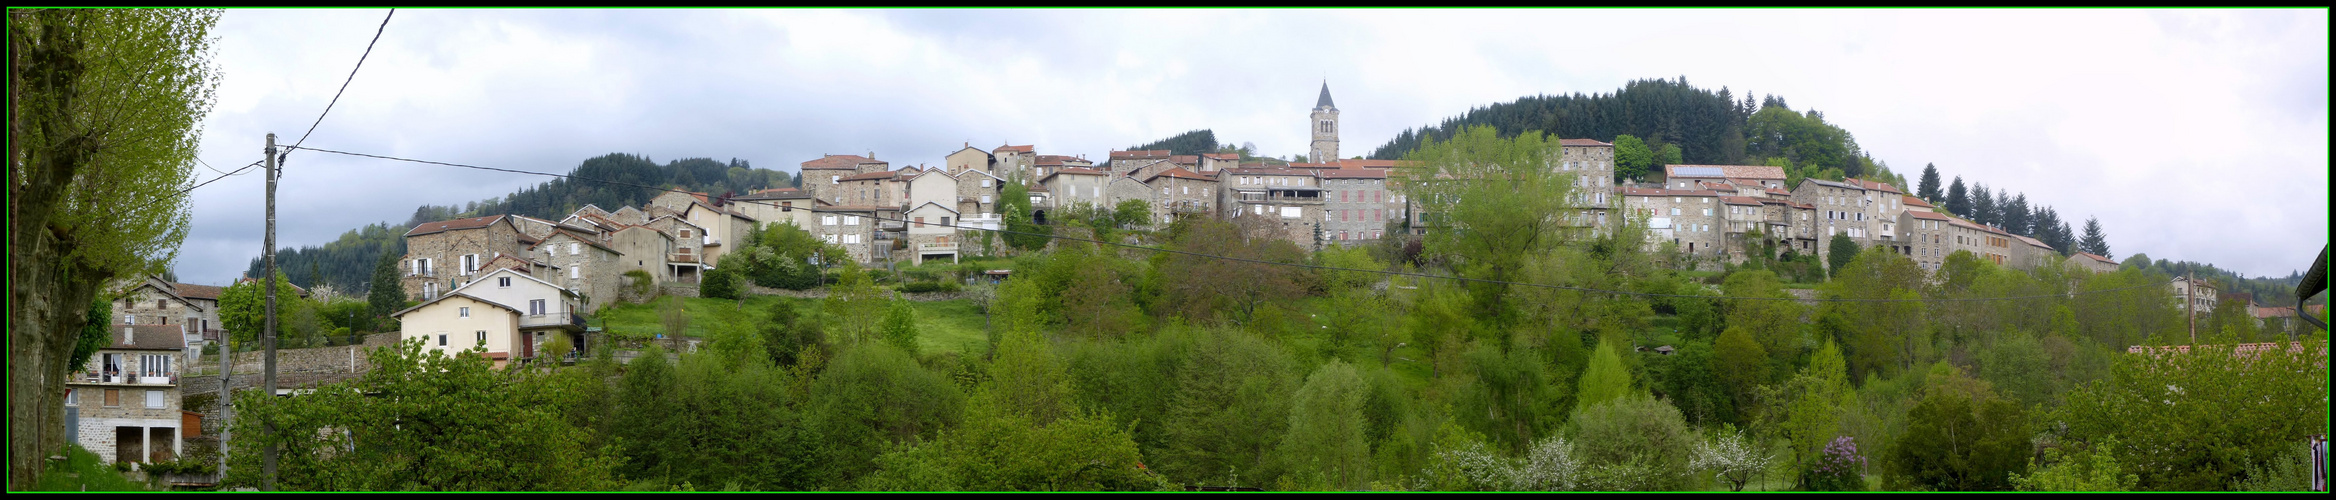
1310, 81, 1340, 163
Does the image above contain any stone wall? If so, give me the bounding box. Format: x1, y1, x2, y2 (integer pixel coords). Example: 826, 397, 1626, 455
197, 332, 399, 377
740, 285, 969, 302
660, 284, 700, 298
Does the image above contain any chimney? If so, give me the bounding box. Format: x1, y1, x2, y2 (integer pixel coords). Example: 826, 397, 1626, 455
123, 327, 134, 346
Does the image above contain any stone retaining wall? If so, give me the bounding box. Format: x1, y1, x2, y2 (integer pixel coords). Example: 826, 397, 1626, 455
740, 285, 970, 302
199, 332, 399, 377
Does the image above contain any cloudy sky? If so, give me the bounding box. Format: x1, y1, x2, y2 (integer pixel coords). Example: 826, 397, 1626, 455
174, 8, 2327, 285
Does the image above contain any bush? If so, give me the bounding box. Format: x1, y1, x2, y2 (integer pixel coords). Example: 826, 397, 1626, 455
1570, 395, 1695, 491
702, 267, 741, 300
1804, 436, 1867, 491
35, 444, 148, 491
623, 269, 655, 301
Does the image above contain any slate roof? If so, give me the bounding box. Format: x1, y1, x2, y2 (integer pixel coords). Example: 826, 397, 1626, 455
801, 154, 877, 170
1316, 82, 1335, 108
1559, 138, 1613, 147
1318, 169, 1388, 179
1666, 164, 1788, 180
169, 282, 224, 301
105, 325, 186, 351
1145, 167, 1216, 182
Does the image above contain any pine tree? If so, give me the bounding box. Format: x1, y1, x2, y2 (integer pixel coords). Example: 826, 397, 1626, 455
2079, 217, 2111, 259
1917, 163, 1942, 202
1971, 184, 1995, 226
1944, 177, 1969, 216
368, 252, 404, 328
2004, 194, 2032, 237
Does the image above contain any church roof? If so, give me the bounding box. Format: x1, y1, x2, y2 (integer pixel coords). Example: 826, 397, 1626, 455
1316, 82, 1335, 109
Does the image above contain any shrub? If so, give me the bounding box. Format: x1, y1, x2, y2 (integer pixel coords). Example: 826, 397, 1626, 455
702, 267, 741, 300
1804, 436, 1867, 491
623, 270, 655, 301
897, 281, 962, 294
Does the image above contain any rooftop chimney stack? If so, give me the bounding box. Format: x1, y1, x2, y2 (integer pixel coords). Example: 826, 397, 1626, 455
123, 327, 134, 345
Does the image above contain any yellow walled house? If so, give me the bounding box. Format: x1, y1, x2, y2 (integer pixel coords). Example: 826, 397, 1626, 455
391, 293, 524, 369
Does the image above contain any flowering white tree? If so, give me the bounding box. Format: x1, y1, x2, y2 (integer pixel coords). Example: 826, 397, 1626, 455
1692, 426, 1772, 491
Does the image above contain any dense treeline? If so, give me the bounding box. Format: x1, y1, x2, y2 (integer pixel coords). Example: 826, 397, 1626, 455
224, 126, 2328, 492
245, 153, 793, 294
1126, 129, 1219, 156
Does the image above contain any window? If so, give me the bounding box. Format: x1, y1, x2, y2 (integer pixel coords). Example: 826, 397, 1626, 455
499, 277, 512, 288
463, 254, 479, 275
104, 389, 119, 407
477, 330, 487, 345
823, 234, 837, 243
146, 389, 164, 409
915, 217, 928, 228
64, 389, 76, 407
1670, 208, 1680, 216
843, 234, 861, 244
570, 266, 581, 279
981, 179, 993, 188
157, 299, 167, 309
460, 307, 470, 318
1703, 208, 1712, 216
941, 217, 951, 226
529, 299, 546, 315
1182, 186, 1189, 195
980, 195, 992, 204
845, 216, 860, 226
424, 282, 437, 299
830, 175, 840, 184
124, 315, 136, 325
822, 215, 837, 226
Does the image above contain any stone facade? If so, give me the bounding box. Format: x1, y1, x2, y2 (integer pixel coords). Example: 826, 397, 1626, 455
1040, 169, 1111, 210
66, 326, 186, 464
113, 280, 218, 343
1320, 170, 1393, 243
1557, 138, 1617, 210
534, 230, 625, 312
1620, 187, 1724, 256
1104, 176, 1154, 220
813, 208, 885, 264
401, 215, 528, 302
1898, 211, 1952, 271
955, 170, 1005, 227
1144, 168, 1217, 227
1310, 83, 1340, 162
945, 146, 992, 176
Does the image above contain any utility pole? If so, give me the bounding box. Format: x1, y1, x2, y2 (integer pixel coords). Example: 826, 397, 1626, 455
261, 133, 279, 491
2187, 269, 2197, 346
216, 307, 234, 486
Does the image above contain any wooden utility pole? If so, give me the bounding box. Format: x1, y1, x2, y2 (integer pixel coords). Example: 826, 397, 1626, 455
2187, 269, 2197, 346
261, 133, 279, 490
216, 308, 234, 484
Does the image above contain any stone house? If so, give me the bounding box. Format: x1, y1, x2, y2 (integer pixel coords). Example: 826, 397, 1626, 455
2010, 234, 2059, 270
1660, 164, 1788, 191
815, 207, 887, 264
945, 145, 993, 176
444, 268, 586, 361
1106, 150, 1171, 177
1144, 167, 1218, 227
112, 277, 223, 348
1198, 153, 1240, 173
1040, 168, 1111, 211
609, 206, 649, 226
1319, 168, 1393, 244
992, 144, 1036, 180
904, 201, 962, 264
1557, 138, 1617, 210
905, 169, 959, 213
835, 170, 905, 208
604, 225, 676, 289
2068, 252, 2119, 274
1620, 187, 1724, 256
731, 187, 821, 231
65, 324, 187, 464
954, 169, 1006, 230
1792, 178, 1874, 261
401, 215, 532, 302
1899, 210, 1953, 271
1943, 215, 2014, 267
532, 228, 625, 312
2171, 276, 2218, 316
479, 253, 558, 284
1104, 176, 1154, 219
799, 153, 882, 203
1718, 196, 1767, 260
509, 215, 560, 241
641, 215, 710, 279
392, 293, 524, 370
1033, 155, 1093, 181
1218, 167, 1327, 250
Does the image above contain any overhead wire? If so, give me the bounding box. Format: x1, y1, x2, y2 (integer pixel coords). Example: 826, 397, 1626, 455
276, 8, 394, 168
286, 144, 2165, 304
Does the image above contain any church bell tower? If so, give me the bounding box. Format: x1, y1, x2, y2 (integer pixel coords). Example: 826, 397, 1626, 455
1310, 82, 1339, 163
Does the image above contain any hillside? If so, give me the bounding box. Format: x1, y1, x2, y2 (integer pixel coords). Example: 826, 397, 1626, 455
247, 153, 795, 294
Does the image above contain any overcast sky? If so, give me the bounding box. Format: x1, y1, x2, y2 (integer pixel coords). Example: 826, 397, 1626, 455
173, 8, 2328, 286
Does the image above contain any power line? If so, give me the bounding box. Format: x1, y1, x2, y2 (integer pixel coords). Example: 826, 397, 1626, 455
286, 144, 2165, 304
278, 8, 393, 168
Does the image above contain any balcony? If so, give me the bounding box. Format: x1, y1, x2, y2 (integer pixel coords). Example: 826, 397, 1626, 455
520, 312, 586, 330
83, 372, 178, 386
1167, 199, 1211, 214
669, 253, 698, 264
407, 269, 437, 278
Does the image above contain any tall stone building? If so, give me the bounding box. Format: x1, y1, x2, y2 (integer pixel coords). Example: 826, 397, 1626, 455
1310, 82, 1340, 163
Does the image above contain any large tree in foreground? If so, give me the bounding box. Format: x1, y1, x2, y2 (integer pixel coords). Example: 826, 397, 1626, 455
1401, 124, 1581, 326
9, 9, 218, 489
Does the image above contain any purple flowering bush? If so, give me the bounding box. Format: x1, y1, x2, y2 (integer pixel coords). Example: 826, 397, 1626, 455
1803, 436, 1867, 491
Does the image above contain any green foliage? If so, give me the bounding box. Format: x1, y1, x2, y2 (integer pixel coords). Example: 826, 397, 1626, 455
1745, 103, 1867, 178
1124, 129, 1219, 156
822, 262, 884, 345
1883, 364, 2030, 491
810, 342, 965, 483
33, 445, 147, 492
699, 265, 741, 300
1372, 77, 1748, 165
2231, 440, 2326, 492
1456, 343, 1564, 455
368, 251, 403, 322
1278, 361, 1373, 490
1825, 234, 1859, 278
879, 296, 921, 357
1765, 340, 1856, 488
1803, 436, 1868, 491
1817, 246, 1929, 380
1403, 125, 1579, 326
742, 222, 830, 290
860, 396, 1164, 492
2051, 340, 2328, 491
1157, 327, 1299, 488
1157, 218, 1311, 325
70, 297, 112, 373
1573, 339, 1634, 414
1611, 134, 1653, 182
224, 339, 621, 490
2010, 437, 2138, 492
1721, 270, 1805, 372
217, 270, 311, 349
1651, 338, 1734, 426
1570, 395, 1696, 491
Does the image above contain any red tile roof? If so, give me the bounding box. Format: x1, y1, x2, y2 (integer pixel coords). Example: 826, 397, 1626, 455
1201, 153, 1240, 160
1767, 187, 1792, 196
1225, 167, 1319, 176
1035, 155, 1089, 166
405, 215, 508, 237
1559, 138, 1613, 147
1170, 155, 1199, 164
2076, 252, 2115, 265
170, 283, 224, 301
1792, 202, 1816, 210
1109, 150, 1172, 159
1666, 164, 1788, 180
1903, 195, 1935, 208
1050, 167, 1106, 176
1721, 196, 1764, 206
801, 154, 877, 170
1907, 210, 1950, 221
993, 144, 1034, 153
533, 228, 619, 254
